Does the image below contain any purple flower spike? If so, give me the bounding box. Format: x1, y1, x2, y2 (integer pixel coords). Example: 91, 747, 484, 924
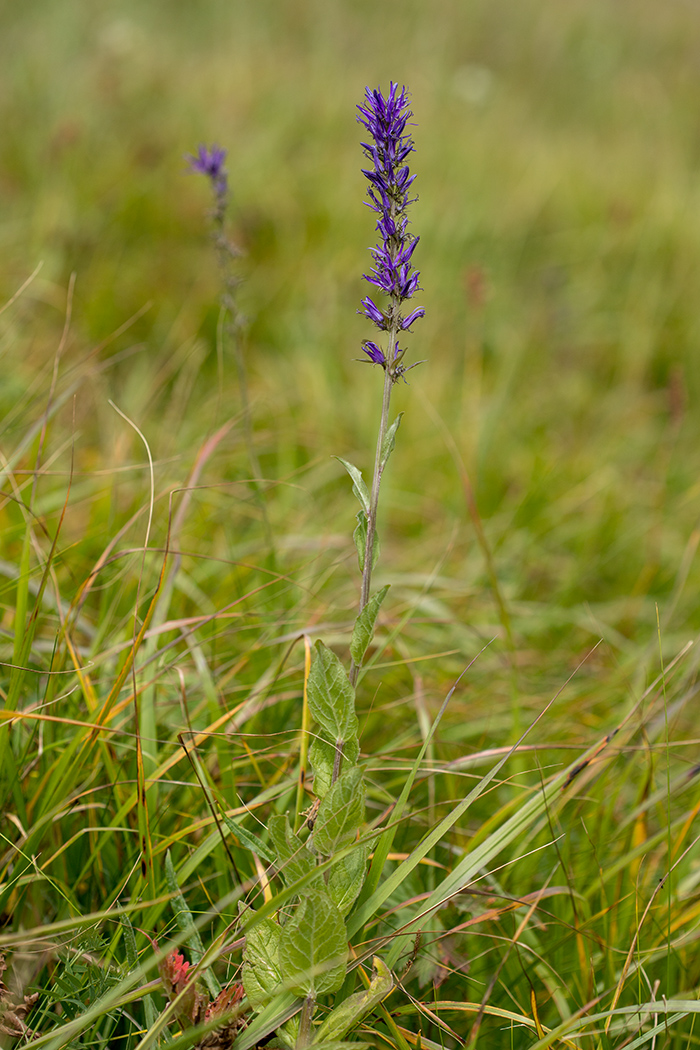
357, 83, 424, 378
187, 144, 228, 206
189, 143, 226, 179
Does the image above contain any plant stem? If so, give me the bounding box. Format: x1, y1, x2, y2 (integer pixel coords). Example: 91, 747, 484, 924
296, 993, 316, 1048
212, 206, 276, 565
349, 354, 394, 688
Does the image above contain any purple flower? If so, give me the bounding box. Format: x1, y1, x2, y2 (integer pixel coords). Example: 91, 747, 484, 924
187, 144, 228, 200
362, 341, 386, 365
400, 307, 425, 330
357, 83, 424, 376
360, 296, 389, 329
362, 340, 403, 366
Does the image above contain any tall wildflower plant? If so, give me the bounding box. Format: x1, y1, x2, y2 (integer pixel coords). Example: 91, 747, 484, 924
188, 144, 273, 554
187, 144, 241, 367
351, 81, 424, 676
237, 83, 422, 1046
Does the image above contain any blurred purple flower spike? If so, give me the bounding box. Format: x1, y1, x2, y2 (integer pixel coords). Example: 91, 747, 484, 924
187, 144, 228, 201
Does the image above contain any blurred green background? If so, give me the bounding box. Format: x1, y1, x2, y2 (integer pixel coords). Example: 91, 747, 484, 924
3, 0, 700, 718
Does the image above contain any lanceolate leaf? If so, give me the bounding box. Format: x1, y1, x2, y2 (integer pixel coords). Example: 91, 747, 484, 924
353, 510, 368, 572
313, 766, 365, 856
220, 811, 275, 864
278, 891, 348, 997
350, 585, 390, 666
307, 642, 359, 743
379, 412, 403, 472
165, 849, 221, 997
335, 457, 371, 514
353, 510, 380, 574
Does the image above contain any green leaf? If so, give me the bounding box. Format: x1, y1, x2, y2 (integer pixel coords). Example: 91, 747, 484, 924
308, 737, 335, 800
278, 1015, 300, 1047
165, 849, 221, 997
313, 766, 365, 856
120, 914, 139, 969
308, 1044, 357, 1050
240, 903, 283, 1008
308, 1043, 357, 1050
122, 916, 165, 1042
379, 412, 403, 472
278, 891, 348, 997
327, 843, 368, 916
307, 642, 359, 743
220, 810, 275, 864
350, 585, 390, 666
352, 510, 379, 574
312, 957, 394, 1044
268, 813, 318, 887
353, 511, 367, 572
335, 457, 370, 514
309, 736, 360, 800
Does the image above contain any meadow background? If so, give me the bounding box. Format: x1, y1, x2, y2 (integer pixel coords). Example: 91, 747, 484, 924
2, 0, 700, 1046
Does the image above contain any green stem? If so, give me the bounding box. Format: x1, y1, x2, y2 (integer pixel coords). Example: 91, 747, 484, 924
349, 359, 394, 690
213, 209, 276, 565
296, 993, 316, 1048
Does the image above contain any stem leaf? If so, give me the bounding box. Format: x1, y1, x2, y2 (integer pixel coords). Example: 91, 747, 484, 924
379, 412, 403, 472
353, 511, 379, 574
335, 457, 370, 514
327, 842, 368, 916
268, 813, 318, 887
309, 736, 360, 800
313, 766, 364, 855
350, 585, 389, 666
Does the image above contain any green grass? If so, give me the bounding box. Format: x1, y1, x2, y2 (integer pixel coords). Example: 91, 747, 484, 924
2, 0, 700, 1046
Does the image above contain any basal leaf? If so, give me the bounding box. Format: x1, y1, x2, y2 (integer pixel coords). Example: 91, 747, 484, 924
335, 457, 371, 514
240, 903, 283, 1008
307, 642, 359, 743
350, 585, 390, 666
278, 891, 348, 997
313, 766, 365, 856
312, 957, 394, 1043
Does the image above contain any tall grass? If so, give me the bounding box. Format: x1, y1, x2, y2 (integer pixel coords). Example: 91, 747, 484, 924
2, 0, 700, 1046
